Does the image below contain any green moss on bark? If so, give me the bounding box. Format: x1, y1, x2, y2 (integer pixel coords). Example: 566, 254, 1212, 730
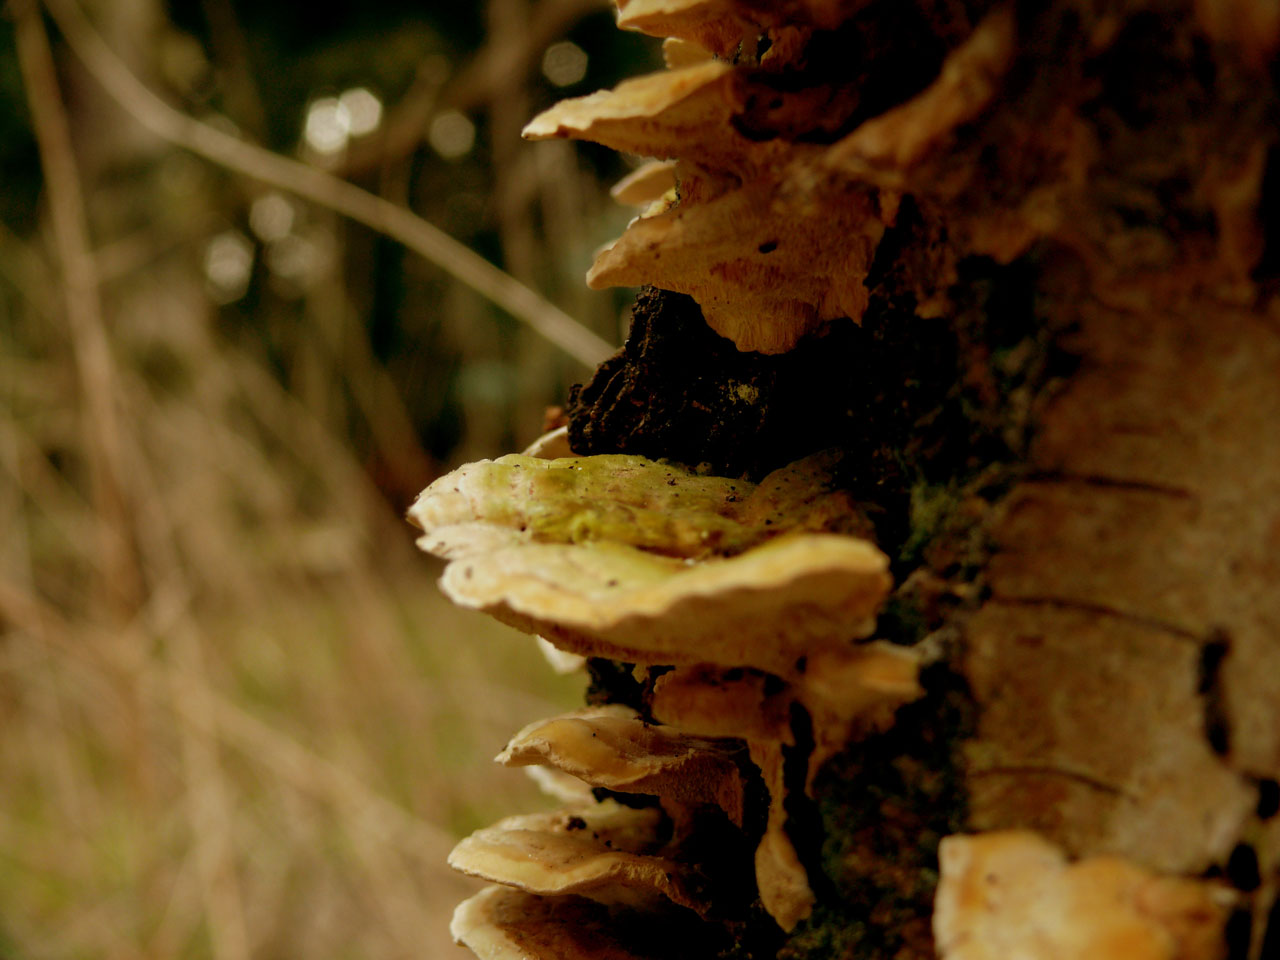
779, 665, 975, 960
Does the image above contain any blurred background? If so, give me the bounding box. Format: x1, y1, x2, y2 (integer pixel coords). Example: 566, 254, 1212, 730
0, 0, 657, 955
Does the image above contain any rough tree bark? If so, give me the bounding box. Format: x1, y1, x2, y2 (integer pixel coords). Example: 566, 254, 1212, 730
429, 2, 1280, 958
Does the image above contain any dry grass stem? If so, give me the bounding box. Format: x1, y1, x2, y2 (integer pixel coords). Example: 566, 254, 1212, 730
14, 0, 140, 619
2, 2, 594, 955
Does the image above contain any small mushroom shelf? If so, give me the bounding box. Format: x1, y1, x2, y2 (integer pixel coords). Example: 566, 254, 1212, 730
410, 434, 924, 954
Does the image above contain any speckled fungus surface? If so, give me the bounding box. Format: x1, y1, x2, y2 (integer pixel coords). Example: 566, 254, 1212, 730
409, 450, 888, 676
410, 448, 871, 560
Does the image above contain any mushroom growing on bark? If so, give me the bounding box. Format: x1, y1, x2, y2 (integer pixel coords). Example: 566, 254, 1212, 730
451, 885, 710, 960
647, 643, 923, 929
408, 450, 889, 677
418, 0, 1280, 957
417, 442, 909, 931
496, 704, 747, 826
448, 801, 709, 913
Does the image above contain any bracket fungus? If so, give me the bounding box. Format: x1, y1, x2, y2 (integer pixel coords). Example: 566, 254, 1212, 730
434, 533, 887, 674
522, 5, 1025, 353
934, 831, 1230, 960
410, 449, 870, 560
648, 644, 924, 931
448, 801, 708, 913
650, 641, 924, 792
614, 0, 760, 59
417, 437, 924, 937
523, 59, 796, 182
586, 171, 885, 353
415, 440, 917, 936
409, 450, 889, 676
520, 424, 573, 459
451, 885, 708, 960
610, 159, 678, 207
523, 762, 597, 805
497, 704, 746, 825
751, 738, 815, 932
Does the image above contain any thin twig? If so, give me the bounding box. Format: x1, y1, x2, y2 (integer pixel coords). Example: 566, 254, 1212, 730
41, 0, 615, 368
13, 0, 141, 620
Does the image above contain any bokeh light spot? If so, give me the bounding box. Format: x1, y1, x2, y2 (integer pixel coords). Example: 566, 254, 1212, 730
340, 87, 383, 137
204, 230, 254, 303
541, 40, 588, 87
304, 97, 351, 155
249, 193, 296, 243
429, 110, 476, 159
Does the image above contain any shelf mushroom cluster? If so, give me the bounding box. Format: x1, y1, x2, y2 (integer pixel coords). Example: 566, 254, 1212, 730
413, 1, 1243, 955
523, 0, 1020, 354
413, 440, 1238, 958
410, 429, 924, 953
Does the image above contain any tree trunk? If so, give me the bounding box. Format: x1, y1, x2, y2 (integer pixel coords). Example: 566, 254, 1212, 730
440, 2, 1280, 957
